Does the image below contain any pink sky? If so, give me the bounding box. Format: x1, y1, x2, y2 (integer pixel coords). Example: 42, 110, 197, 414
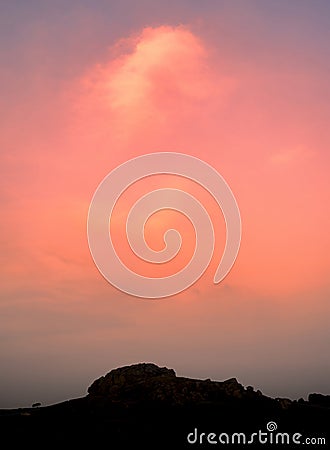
1, 2, 330, 408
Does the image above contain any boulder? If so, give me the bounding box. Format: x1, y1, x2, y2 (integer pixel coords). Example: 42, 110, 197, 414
308, 393, 330, 407
88, 363, 176, 396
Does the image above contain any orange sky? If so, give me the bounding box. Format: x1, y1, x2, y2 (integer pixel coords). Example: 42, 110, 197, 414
1, 2, 330, 407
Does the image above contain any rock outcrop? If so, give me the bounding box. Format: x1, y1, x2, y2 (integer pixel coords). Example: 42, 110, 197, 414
1, 363, 329, 449
308, 393, 330, 407
88, 363, 175, 397
87, 362, 271, 406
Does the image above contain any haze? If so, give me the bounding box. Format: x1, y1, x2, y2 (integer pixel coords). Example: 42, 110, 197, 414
1, 0, 329, 408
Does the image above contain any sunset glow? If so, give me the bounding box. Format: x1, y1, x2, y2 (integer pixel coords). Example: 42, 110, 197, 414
1, 1, 329, 408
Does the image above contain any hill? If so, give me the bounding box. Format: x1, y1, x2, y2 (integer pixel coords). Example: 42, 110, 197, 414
1, 363, 329, 448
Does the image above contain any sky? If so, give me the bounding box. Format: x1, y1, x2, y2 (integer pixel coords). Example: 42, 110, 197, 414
1, 0, 330, 408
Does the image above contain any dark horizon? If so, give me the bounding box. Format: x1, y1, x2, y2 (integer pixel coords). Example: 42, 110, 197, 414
1, 363, 329, 448
2, 357, 330, 410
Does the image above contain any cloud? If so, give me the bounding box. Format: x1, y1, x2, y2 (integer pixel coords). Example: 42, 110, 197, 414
75, 25, 234, 146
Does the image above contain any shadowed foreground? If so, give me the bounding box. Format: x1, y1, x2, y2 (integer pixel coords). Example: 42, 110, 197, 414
1, 363, 329, 448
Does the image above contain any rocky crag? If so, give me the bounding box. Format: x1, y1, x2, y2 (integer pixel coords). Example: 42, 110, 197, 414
1, 363, 329, 448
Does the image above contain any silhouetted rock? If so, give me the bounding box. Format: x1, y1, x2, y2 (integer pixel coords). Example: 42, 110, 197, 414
1, 363, 329, 449
87, 363, 267, 406
275, 397, 292, 409
88, 362, 176, 397
308, 393, 330, 407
